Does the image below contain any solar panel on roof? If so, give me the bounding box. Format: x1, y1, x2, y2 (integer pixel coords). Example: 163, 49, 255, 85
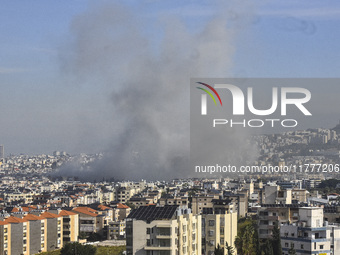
127, 205, 178, 221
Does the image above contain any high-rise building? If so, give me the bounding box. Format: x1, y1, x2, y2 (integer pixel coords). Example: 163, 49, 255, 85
201, 199, 238, 255
0, 145, 4, 160
126, 205, 202, 255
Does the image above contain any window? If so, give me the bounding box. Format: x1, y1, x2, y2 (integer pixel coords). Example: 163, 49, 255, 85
320, 245, 324, 249
209, 220, 215, 226
285, 243, 289, 248
4, 228, 7, 233
301, 244, 304, 249
147, 228, 150, 234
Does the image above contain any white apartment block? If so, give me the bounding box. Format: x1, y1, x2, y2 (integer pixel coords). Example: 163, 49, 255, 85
126, 205, 201, 255
281, 207, 340, 255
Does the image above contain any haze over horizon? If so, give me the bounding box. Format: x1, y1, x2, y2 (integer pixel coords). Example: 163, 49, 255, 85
1, 1, 340, 179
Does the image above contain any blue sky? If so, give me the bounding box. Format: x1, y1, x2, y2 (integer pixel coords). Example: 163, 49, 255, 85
1, 0, 340, 155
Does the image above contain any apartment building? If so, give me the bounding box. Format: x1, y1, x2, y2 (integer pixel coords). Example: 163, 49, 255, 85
116, 187, 136, 203
58, 210, 79, 243
40, 212, 63, 251
281, 207, 340, 255
73, 207, 105, 236
106, 221, 126, 240
126, 205, 201, 255
0, 212, 65, 255
264, 185, 292, 205
201, 199, 238, 255
191, 195, 219, 215
258, 204, 304, 239
158, 196, 189, 208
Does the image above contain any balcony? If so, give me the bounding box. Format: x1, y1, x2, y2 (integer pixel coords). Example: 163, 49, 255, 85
144, 246, 172, 251
156, 228, 171, 239
267, 216, 278, 221
145, 240, 171, 250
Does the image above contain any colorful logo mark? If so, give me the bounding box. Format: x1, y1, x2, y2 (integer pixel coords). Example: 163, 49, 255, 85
196, 82, 222, 106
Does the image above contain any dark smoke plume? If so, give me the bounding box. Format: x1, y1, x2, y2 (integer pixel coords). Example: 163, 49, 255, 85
55, 1, 257, 181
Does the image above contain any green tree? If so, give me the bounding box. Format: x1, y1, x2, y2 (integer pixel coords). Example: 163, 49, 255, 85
225, 241, 235, 255
272, 222, 282, 254
242, 224, 256, 255
87, 232, 103, 242
60, 242, 96, 255
260, 239, 273, 255
234, 219, 258, 255
78, 231, 88, 239
214, 244, 224, 255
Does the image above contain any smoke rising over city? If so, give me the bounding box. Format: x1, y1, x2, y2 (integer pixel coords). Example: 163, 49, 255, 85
53, 1, 258, 181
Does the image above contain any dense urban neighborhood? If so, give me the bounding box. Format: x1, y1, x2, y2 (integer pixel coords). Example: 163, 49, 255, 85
0, 127, 340, 254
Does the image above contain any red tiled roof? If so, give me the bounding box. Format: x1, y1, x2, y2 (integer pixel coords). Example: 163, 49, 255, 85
73, 207, 98, 217
4, 216, 26, 223
59, 210, 77, 216
98, 204, 111, 211
117, 203, 130, 209
11, 205, 38, 213
40, 212, 60, 219
23, 214, 44, 221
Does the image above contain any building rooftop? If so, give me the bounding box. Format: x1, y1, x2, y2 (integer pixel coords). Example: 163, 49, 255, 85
117, 203, 130, 209
128, 205, 178, 221
40, 211, 60, 219
59, 210, 77, 216
73, 207, 98, 217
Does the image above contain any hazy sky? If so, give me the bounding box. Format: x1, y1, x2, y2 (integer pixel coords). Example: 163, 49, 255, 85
1, 0, 340, 156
